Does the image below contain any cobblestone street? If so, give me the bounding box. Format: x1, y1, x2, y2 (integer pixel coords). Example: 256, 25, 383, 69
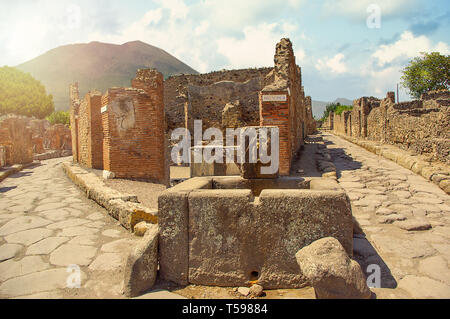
323, 132, 450, 298
0, 157, 140, 299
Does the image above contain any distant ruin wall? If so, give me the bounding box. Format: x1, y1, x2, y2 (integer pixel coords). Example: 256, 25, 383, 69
0, 117, 33, 166
329, 90, 450, 165
164, 68, 273, 131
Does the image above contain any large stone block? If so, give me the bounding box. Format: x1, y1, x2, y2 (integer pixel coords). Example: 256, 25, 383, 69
123, 224, 159, 297
296, 237, 372, 299
186, 188, 352, 288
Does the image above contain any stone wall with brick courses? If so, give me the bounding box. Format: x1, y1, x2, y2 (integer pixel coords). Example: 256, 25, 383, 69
330, 90, 450, 165
258, 38, 313, 176
0, 117, 33, 165
164, 68, 273, 131
43, 124, 72, 151
70, 83, 81, 162
76, 92, 103, 169
102, 69, 168, 184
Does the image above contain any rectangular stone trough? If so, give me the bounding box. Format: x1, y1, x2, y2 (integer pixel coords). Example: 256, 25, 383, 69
158, 176, 353, 289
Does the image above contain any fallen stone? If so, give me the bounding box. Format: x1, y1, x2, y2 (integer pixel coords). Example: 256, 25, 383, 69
395, 220, 432, 231
134, 221, 150, 237
249, 284, 264, 297
295, 237, 372, 299
238, 287, 250, 297
122, 224, 159, 298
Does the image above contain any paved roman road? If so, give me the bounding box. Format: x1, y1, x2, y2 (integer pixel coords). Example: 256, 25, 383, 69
0, 157, 141, 299
323, 132, 450, 298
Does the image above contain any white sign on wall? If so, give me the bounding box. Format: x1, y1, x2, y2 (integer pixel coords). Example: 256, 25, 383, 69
101, 106, 108, 113
262, 94, 287, 102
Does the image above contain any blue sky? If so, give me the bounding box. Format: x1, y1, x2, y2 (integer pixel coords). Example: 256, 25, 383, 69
0, 0, 449, 103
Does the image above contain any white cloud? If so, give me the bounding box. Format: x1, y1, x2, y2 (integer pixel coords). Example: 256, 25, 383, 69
373, 31, 450, 67
322, 0, 416, 20
216, 23, 301, 69
315, 53, 348, 74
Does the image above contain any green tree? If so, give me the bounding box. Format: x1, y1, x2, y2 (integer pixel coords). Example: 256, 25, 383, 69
0, 66, 54, 119
46, 111, 70, 125
401, 52, 450, 99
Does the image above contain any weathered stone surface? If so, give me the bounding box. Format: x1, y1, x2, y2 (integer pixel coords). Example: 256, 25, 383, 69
0, 216, 51, 236
122, 224, 159, 297
187, 188, 353, 288
371, 233, 436, 259
0, 268, 85, 298
49, 244, 97, 266
26, 237, 70, 255
398, 275, 450, 299
101, 239, 135, 253
377, 214, 407, 224
47, 218, 89, 229
0, 256, 50, 281
101, 229, 122, 238
295, 237, 372, 299
5, 228, 54, 246
395, 220, 432, 231
59, 226, 97, 237
0, 243, 23, 262
418, 256, 450, 285
89, 253, 123, 271
68, 235, 98, 246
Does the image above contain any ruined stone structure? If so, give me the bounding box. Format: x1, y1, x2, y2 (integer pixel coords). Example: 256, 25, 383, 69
327, 90, 450, 165
164, 68, 273, 132
158, 176, 352, 288
259, 38, 310, 175
70, 69, 169, 185
0, 116, 33, 166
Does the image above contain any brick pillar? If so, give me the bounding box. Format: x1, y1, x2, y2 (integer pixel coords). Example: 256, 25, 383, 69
259, 91, 290, 176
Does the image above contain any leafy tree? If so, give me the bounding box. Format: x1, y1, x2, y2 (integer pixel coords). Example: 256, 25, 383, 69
46, 111, 70, 125
320, 102, 353, 121
0, 66, 54, 119
401, 52, 450, 99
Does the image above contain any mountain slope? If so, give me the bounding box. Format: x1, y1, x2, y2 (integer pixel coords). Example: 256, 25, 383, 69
16, 41, 199, 110
312, 98, 354, 118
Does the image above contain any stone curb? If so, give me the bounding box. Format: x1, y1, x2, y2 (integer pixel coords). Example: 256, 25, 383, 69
331, 132, 450, 195
0, 162, 37, 183
62, 161, 158, 231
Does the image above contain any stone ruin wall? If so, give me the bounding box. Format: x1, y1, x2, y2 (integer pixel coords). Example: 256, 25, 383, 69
0, 115, 72, 167
0, 117, 33, 166
164, 67, 273, 132
328, 90, 450, 165
259, 38, 313, 175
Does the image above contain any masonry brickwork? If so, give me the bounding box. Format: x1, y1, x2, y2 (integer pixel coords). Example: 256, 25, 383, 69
327, 90, 450, 165
101, 69, 168, 183
259, 38, 313, 175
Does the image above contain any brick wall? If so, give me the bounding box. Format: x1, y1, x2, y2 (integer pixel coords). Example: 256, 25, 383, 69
76, 91, 103, 169
102, 69, 168, 184
259, 38, 312, 175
